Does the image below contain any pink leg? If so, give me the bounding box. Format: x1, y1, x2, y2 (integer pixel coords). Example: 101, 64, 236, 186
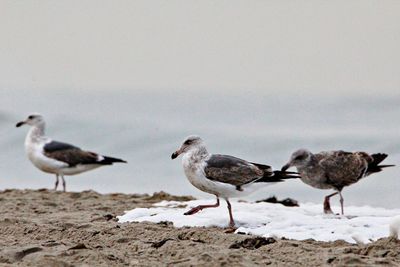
223, 200, 237, 233
184, 197, 220, 215
324, 192, 339, 214
227, 200, 235, 228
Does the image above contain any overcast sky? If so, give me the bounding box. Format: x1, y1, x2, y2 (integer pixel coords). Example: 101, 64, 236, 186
0, 1, 399, 95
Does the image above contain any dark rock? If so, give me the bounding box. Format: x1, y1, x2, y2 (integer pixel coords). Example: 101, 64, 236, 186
151, 238, 173, 248
256, 196, 299, 207
103, 214, 114, 221
229, 237, 276, 250
327, 257, 336, 263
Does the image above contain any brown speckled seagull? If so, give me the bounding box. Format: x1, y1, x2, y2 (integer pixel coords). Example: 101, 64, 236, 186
282, 149, 394, 215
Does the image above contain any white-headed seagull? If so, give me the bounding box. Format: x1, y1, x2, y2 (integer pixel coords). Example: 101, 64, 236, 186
16, 113, 126, 191
171, 135, 299, 230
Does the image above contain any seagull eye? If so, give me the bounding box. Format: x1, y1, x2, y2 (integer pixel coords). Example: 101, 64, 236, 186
28, 115, 35, 119
295, 155, 306, 161
184, 140, 192, 145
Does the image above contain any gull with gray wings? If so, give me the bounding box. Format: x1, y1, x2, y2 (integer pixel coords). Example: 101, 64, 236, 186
171, 135, 299, 229
16, 113, 126, 191
282, 149, 394, 215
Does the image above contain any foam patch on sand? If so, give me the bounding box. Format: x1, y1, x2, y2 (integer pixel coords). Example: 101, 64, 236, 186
118, 200, 400, 243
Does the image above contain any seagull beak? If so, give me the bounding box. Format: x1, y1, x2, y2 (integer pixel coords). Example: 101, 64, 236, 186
16, 121, 26, 127
281, 163, 291, 172
172, 146, 185, 159
171, 151, 179, 160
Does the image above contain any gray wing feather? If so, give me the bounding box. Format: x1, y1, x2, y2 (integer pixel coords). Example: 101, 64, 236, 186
204, 154, 263, 186
43, 141, 79, 152
43, 141, 99, 166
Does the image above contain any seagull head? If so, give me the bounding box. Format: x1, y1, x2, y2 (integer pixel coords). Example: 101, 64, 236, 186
16, 113, 45, 128
171, 135, 204, 159
282, 149, 312, 171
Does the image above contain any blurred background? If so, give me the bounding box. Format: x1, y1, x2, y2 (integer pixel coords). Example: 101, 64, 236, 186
1, 1, 399, 208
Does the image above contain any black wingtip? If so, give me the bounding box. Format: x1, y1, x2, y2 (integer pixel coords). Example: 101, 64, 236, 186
370, 153, 389, 165
377, 164, 395, 168
255, 170, 300, 183
101, 156, 127, 164
365, 153, 394, 175
273, 170, 301, 180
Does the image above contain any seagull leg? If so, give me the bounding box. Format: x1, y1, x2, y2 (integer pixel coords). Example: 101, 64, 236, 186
61, 175, 66, 192
227, 200, 235, 227
323, 192, 339, 214
184, 197, 219, 215
54, 174, 59, 191
339, 191, 344, 215
225, 200, 237, 233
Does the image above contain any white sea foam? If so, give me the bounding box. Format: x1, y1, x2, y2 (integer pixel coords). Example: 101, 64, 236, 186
389, 215, 400, 239
118, 199, 400, 243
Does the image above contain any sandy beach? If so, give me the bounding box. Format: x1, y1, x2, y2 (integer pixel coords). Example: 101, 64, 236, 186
0, 189, 398, 266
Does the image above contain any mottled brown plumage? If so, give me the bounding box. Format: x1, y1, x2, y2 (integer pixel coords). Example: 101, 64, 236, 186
306, 151, 369, 191
282, 149, 394, 215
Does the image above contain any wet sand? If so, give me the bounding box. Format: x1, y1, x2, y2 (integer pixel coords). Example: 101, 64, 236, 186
0, 189, 398, 266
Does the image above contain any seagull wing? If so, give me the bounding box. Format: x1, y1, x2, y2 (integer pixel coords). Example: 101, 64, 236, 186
43, 140, 99, 167
317, 151, 368, 190
204, 154, 264, 186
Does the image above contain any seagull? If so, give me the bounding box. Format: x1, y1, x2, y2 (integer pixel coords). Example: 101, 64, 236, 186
282, 149, 394, 215
171, 135, 299, 229
16, 113, 126, 191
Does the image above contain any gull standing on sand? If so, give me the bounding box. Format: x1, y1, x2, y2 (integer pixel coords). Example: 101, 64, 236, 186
16, 113, 126, 191
171, 135, 299, 229
282, 149, 394, 215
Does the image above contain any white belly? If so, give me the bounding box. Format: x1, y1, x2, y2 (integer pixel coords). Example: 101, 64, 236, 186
25, 143, 102, 176
26, 144, 67, 174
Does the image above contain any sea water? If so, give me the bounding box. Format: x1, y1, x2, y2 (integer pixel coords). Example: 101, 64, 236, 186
0, 88, 399, 209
